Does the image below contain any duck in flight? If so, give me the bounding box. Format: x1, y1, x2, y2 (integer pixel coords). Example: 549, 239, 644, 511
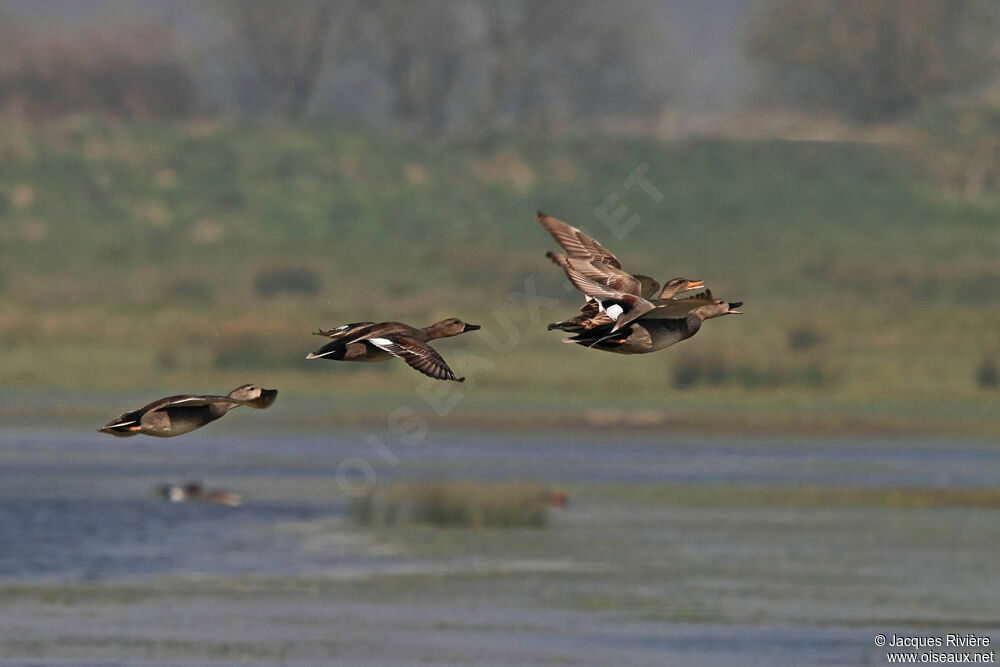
563, 292, 742, 354
307, 318, 480, 382
537, 211, 704, 333
100, 384, 278, 438
538, 211, 708, 331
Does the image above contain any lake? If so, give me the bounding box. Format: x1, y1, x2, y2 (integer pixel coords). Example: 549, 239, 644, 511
0, 423, 997, 665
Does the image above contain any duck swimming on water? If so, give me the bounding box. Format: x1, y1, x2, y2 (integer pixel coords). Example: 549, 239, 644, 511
159, 482, 243, 507
100, 384, 277, 438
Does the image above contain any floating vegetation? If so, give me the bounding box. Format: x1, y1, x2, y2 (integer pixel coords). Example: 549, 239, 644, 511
352, 482, 566, 528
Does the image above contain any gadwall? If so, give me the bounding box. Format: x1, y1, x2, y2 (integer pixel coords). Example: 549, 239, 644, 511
159, 482, 243, 507
546, 252, 703, 332
307, 318, 480, 382
538, 212, 703, 332
100, 384, 277, 438
554, 259, 739, 333
564, 297, 743, 354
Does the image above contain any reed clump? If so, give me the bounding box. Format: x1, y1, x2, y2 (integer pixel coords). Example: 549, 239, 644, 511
351, 482, 563, 528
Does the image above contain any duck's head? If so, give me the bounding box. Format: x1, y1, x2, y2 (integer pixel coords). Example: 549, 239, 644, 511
658, 278, 704, 299
428, 318, 481, 338
226, 384, 278, 408
697, 298, 743, 319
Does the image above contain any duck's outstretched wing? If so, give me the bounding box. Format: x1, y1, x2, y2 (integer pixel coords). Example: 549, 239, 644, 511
308, 322, 381, 358
314, 322, 377, 339
176, 395, 268, 408
550, 258, 657, 331
366, 336, 464, 382
643, 290, 716, 319
546, 251, 643, 296
537, 212, 623, 269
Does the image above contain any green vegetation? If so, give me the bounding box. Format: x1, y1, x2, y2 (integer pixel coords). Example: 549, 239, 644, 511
352, 482, 557, 528
0, 117, 997, 432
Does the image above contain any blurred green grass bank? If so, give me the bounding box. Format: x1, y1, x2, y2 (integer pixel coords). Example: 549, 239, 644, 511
1, 118, 997, 434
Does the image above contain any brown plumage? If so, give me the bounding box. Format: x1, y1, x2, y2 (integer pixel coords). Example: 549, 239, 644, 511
100, 384, 278, 438
538, 211, 704, 333
564, 298, 743, 354
307, 318, 480, 382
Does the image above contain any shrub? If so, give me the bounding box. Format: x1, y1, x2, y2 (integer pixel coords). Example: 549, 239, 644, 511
672, 359, 702, 389
253, 267, 322, 298
166, 278, 214, 305
976, 359, 999, 390
672, 356, 730, 389
351, 482, 557, 528
955, 275, 1000, 304
0, 24, 196, 119
788, 326, 823, 352
673, 354, 831, 390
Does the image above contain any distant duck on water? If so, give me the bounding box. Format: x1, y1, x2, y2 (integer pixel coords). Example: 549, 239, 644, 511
159, 482, 243, 507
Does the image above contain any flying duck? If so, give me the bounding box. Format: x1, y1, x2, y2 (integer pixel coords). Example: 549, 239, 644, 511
563, 296, 742, 354
537, 212, 703, 332
307, 318, 480, 382
100, 384, 277, 438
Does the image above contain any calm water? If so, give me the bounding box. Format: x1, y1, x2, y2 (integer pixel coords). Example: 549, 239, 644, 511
0, 424, 998, 665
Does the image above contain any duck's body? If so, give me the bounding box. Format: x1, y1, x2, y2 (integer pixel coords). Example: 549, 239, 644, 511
307, 318, 480, 382
547, 262, 705, 333
100, 384, 277, 438
537, 212, 704, 333
159, 482, 243, 507
564, 299, 742, 354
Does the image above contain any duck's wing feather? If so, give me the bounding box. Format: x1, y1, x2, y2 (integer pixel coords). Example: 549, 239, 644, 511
537, 212, 623, 269
546, 252, 642, 296
314, 322, 377, 340
551, 259, 656, 330
367, 336, 464, 382
172, 394, 263, 408
645, 290, 716, 319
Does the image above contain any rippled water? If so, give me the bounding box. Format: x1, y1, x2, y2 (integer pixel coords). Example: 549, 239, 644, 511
0, 424, 997, 665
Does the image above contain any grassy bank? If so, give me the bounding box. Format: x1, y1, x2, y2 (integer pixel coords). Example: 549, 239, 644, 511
1, 118, 998, 432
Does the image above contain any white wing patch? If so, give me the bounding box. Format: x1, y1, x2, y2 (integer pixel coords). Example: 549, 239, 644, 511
605, 304, 624, 321
368, 337, 395, 349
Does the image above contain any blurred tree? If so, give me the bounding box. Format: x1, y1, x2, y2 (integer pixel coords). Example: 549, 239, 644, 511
0, 22, 195, 119
473, 0, 678, 131
748, 0, 998, 121
369, 0, 470, 135
224, 0, 358, 119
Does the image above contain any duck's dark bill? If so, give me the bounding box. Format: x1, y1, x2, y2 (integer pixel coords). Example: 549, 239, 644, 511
256, 388, 279, 407
462, 324, 482, 332
728, 301, 743, 314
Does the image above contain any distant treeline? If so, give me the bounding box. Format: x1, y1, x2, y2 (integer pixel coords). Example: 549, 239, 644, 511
0, 0, 997, 130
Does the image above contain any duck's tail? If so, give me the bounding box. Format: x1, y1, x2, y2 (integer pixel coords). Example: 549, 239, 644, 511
99, 410, 144, 437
